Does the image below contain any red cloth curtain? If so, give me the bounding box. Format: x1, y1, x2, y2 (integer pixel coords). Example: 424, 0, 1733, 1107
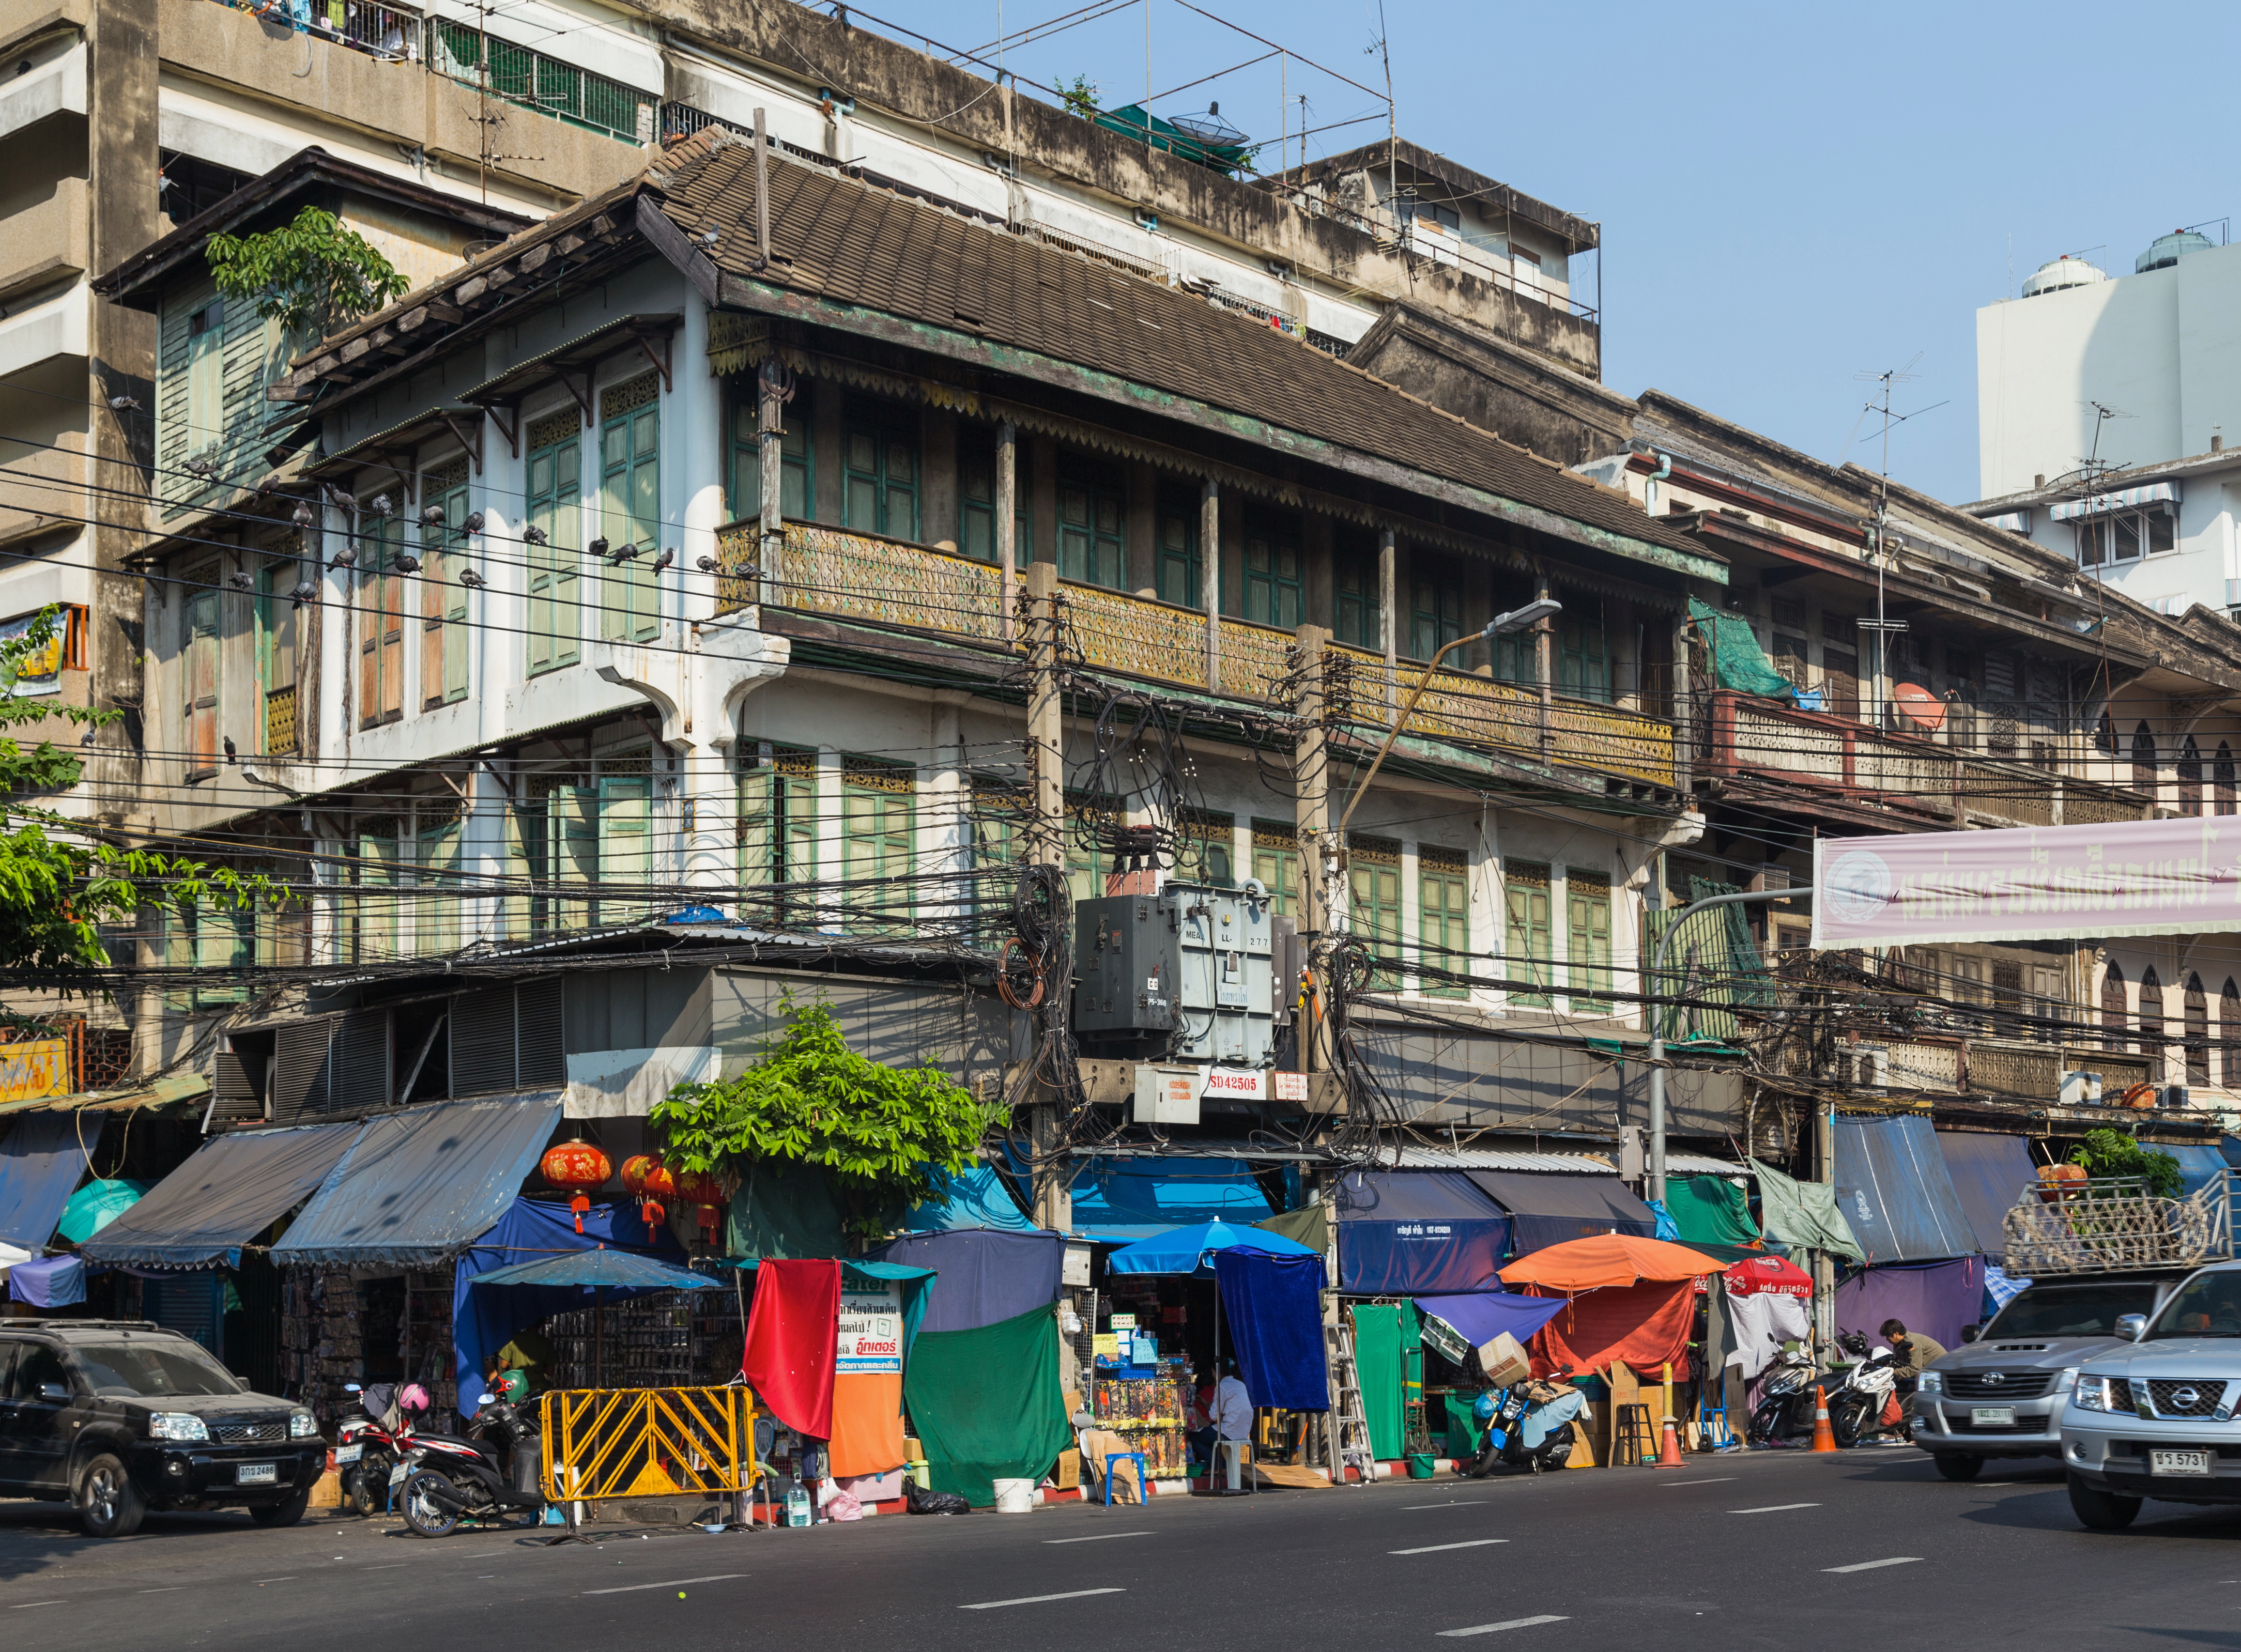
740, 1258, 841, 1440
1525, 1280, 1695, 1382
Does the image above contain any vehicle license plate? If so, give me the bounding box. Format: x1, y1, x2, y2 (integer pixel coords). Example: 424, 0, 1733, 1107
1970, 1407, 2016, 1428
334, 1444, 363, 1464
237, 1463, 278, 1486
2152, 1449, 2213, 1476
388, 1462, 409, 1488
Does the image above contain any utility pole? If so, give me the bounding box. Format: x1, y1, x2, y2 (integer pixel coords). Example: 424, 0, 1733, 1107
1295, 624, 1329, 1071
1025, 561, 1070, 1232
757, 356, 785, 602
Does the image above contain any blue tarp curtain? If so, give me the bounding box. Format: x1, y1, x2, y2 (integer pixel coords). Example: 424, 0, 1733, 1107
1004, 1148, 1272, 1240
905, 1165, 1037, 1233
82, 1121, 360, 1269
1413, 1290, 1568, 1352
0, 1114, 94, 1249
8, 1253, 85, 1307
275, 1097, 561, 1268
1465, 1171, 1657, 1258
872, 1228, 1064, 1333
1214, 1247, 1328, 1412
2164, 1144, 2231, 1197
454, 1196, 687, 1422
1933, 1131, 2036, 1265
1833, 1114, 1981, 1263
1335, 1169, 1510, 1295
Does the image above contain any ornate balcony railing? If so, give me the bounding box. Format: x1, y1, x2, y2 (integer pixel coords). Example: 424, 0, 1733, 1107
720, 521, 1676, 787
263, 686, 298, 755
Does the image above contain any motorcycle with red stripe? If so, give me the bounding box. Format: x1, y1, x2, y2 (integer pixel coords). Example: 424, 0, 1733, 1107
395, 1389, 547, 1537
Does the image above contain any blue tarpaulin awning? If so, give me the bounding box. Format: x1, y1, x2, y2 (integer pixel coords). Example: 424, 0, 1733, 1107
1935, 1131, 2036, 1266
1106, 1218, 1318, 1277
873, 1228, 1065, 1333
1835, 1114, 1981, 1264
469, 1249, 725, 1291
1335, 1170, 1511, 1295
1005, 1148, 1272, 1240
0, 1114, 94, 1249
274, 1096, 561, 1268
905, 1165, 1037, 1233
2163, 1144, 2232, 1197
81, 1121, 361, 1270
1466, 1171, 1657, 1259
1413, 1290, 1569, 1351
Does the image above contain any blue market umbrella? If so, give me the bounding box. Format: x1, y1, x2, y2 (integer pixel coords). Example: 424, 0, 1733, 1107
56, 1179, 151, 1245
468, 1249, 726, 1291
1104, 1219, 1318, 1278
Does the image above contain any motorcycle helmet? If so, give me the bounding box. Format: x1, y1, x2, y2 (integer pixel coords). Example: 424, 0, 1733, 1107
1473, 1391, 1498, 1424
399, 1383, 431, 1413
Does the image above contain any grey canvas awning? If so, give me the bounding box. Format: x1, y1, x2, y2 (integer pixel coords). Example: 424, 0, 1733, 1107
79, 1121, 362, 1270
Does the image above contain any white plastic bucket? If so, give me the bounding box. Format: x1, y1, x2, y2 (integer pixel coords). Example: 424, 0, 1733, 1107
992, 1478, 1036, 1513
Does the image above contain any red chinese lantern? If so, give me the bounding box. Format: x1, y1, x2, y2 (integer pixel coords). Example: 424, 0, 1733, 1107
674, 1168, 726, 1245
541, 1139, 612, 1234
622, 1155, 677, 1241
619, 1154, 659, 1197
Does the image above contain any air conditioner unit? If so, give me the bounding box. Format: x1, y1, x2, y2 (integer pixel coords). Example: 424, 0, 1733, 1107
2059, 1070, 2104, 1108
1853, 1046, 1890, 1087
2161, 1083, 2190, 1110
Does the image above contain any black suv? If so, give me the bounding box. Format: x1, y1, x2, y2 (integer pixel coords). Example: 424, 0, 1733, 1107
0, 1320, 326, 1537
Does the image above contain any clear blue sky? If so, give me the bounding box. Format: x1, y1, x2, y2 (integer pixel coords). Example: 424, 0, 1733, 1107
843, 0, 2231, 504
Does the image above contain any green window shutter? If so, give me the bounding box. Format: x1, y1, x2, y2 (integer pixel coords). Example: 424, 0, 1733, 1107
1505, 860, 1553, 1007
1156, 507, 1201, 610
1348, 837, 1403, 991
1244, 535, 1303, 630
1250, 822, 1299, 919
443, 544, 470, 702
556, 785, 600, 930
162, 912, 192, 1012
599, 382, 662, 642
1558, 613, 1609, 703
508, 798, 550, 938
195, 906, 254, 1003
357, 826, 400, 963
597, 776, 652, 927
1419, 854, 1469, 1000
842, 760, 914, 933
526, 424, 581, 674
1567, 872, 1612, 1012
628, 406, 660, 637
418, 817, 462, 954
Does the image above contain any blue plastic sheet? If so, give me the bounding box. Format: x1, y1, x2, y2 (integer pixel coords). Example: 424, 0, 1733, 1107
904, 1165, 1037, 1233
1214, 1247, 1328, 1411
7, 1253, 85, 1307
1934, 1130, 2036, 1265
873, 1228, 1064, 1333
1339, 1218, 1511, 1295
1834, 1114, 1981, 1263
1336, 1170, 1504, 1222
2163, 1144, 2232, 1196
1006, 1148, 1272, 1239
1465, 1171, 1656, 1258
0, 1114, 93, 1248
469, 1250, 724, 1291
1106, 1218, 1318, 1277
1412, 1289, 1568, 1351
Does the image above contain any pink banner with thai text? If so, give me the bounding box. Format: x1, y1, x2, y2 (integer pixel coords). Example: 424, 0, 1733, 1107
1812, 815, 2241, 949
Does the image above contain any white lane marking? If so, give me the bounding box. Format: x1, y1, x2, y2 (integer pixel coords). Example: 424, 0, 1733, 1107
1391, 1538, 1510, 1555
1439, 1615, 1570, 1637
1824, 1557, 1923, 1574
136, 1587, 183, 1594
10, 1602, 64, 1610
1044, 1531, 1154, 1544
581, 1573, 747, 1596
1662, 1477, 1736, 1487
1975, 1483, 2015, 1488
1403, 1501, 1490, 1509
361, 1564, 408, 1571
1729, 1503, 1819, 1514
960, 1588, 1127, 1610
256, 1577, 299, 1584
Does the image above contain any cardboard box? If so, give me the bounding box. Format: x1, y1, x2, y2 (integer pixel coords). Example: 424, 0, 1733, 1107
1053, 1448, 1081, 1491
1478, 1332, 1532, 1388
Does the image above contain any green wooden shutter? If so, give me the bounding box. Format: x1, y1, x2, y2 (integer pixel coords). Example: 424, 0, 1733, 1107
842, 762, 913, 933
508, 798, 549, 938
1348, 837, 1403, 991
526, 420, 581, 674
418, 816, 462, 954
1505, 860, 1553, 1007
1567, 871, 1612, 1012
554, 786, 599, 930
597, 776, 651, 927
600, 380, 661, 642
1419, 854, 1469, 1000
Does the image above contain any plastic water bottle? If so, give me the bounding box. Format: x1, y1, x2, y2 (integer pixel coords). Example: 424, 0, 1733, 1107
785, 1485, 812, 1527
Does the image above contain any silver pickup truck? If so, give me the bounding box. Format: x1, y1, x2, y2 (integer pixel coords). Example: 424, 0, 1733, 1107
2062, 1259, 2241, 1530
1912, 1274, 2184, 1479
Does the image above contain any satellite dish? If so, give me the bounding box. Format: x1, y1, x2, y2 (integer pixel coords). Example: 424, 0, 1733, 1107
1169, 101, 1250, 146
1893, 683, 1945, 731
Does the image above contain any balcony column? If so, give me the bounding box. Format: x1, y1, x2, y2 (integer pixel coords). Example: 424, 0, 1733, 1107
997, 420, 1017, 642
1294, 624, 1331, 1072
1201, 478, 1221, 692
758, 359, 786, 601
1378, 525, 1398, 721
1670, 611, 1693, 794
1533, 568, 1555, 758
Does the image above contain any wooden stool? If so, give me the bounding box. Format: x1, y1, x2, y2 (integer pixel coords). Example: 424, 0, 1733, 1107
1613, 1404, 1655, 1467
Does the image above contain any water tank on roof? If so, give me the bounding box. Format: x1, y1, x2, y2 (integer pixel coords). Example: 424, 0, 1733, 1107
2021, 254, 2108, 298
2136, 228, 2215, 273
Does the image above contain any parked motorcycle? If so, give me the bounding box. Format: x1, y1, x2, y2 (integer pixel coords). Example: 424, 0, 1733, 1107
337, 1382, 425, 1517
1747, 1333, 1900, 1448
396, 1393, 546, 1538
1467, 1370, 1584, 1476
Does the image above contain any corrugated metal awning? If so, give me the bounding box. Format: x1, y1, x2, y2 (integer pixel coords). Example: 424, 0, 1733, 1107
2049, 481, 2181, 521
1382, 1146, 1616, 1174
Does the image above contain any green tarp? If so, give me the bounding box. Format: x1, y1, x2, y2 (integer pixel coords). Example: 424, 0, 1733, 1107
1689, 597, 1796, 700
1445, 1389, 1485, 1459
1666, 1175, 1761, 1248
1353, 1303, 1406, 1461
725, 1160, 848, 1260
1258, 1203, 1329, 1257
902, 1301, 1072, 1507
1751, 1156, 1866, 1263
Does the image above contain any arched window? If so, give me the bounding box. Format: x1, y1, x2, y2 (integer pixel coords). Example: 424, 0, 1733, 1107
2132, 723, 2160, 795
2096, 709, 2118, 754
2217, 743, 2235, 816
2140, 966, 2166, 1065
2187, 973, 2209, 1086
2179, 738, 2205, 817
2224, 979, 2240, 1086
2101, 961, 2129, 1052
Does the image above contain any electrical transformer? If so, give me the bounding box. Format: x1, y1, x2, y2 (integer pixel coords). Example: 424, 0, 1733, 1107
1073, 883, 1277, 1064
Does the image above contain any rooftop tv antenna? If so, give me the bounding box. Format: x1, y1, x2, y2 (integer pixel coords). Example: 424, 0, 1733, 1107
1852, 357, 1930, 729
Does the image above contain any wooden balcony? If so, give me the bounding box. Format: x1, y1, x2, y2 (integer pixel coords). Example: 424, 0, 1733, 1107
1701, 690, 2151, 827
720, 521, 1677, 788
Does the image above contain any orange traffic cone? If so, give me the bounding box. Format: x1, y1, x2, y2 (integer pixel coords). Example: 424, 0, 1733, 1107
1653, 1414, 1686, 1468
1809, 1385, 1839, 1452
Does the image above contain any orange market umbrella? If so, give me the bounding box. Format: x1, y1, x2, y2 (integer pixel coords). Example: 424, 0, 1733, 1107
1498, 1233, 1729, 1292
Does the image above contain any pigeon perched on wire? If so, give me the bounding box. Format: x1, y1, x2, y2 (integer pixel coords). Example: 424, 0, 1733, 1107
257, 475, 281, 496
522, 524, 549, 546
329, 545, 358, 570
181, 456, 218, 478
79, 729, 96, 747
696, 554, 718, 573
421, 504, 446, 526
459, 567, 486, 590
609, 542, 639, 566
458, 511, 485, 537
223, 736, 237, 765
393, 551, 421, 574
324, 483, 357, 512
292, 579, 318, 605
226, 570, 254, 591
588, 536, 609, 558
290, 502, 316, 528
107, 394, 143, 412
367, 493, 393, 518
650, 548, 674, 575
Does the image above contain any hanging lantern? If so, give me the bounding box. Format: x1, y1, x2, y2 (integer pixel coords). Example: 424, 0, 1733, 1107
620, 1153, 659, 1198
632, 1159, 677, 1241
541, 1139, 612, 1235
674, 1168, 726, 1246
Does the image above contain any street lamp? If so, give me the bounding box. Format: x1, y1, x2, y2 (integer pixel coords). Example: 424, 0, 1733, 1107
1336, 597, 1561, 835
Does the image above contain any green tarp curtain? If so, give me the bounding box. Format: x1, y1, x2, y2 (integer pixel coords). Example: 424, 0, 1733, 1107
1444, 1389, 1484, 1459
1644, 875, 1776, 1043
725, 1160, 848, 1260
1666, 1175, 1761, 1248
1751, 1156, 1866, 1264
1688, 597, 1796, 700
1352, 1303, 1406, 1461
1257, 1203, 1329, 1256
902, 1302, 1072, 1507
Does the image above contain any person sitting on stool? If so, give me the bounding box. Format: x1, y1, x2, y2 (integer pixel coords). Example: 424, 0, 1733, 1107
1208, 1356, 1254, 1494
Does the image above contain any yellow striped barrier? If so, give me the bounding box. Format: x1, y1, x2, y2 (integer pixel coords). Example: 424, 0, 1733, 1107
538, 1386, 757, 1504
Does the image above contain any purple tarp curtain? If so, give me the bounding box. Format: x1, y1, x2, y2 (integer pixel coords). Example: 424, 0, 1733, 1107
1834, 1257, 1986, 1352
7, 1253, 85, 1307
872, 1228, 1063, 1333
1413, 1289, 1569, 1350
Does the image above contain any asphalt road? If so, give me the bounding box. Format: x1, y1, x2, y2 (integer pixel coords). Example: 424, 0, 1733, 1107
4, 1447, 2239, 1648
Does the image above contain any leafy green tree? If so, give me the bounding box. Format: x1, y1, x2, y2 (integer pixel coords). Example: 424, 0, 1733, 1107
1059, 74, 1101, 118
205, 206, 410, 341
2068, 1128, 2184, 1199
650, 997, 1000, 1232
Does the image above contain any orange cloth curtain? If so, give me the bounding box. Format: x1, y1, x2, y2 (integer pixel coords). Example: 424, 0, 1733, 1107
828, 1372, 907, 1478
